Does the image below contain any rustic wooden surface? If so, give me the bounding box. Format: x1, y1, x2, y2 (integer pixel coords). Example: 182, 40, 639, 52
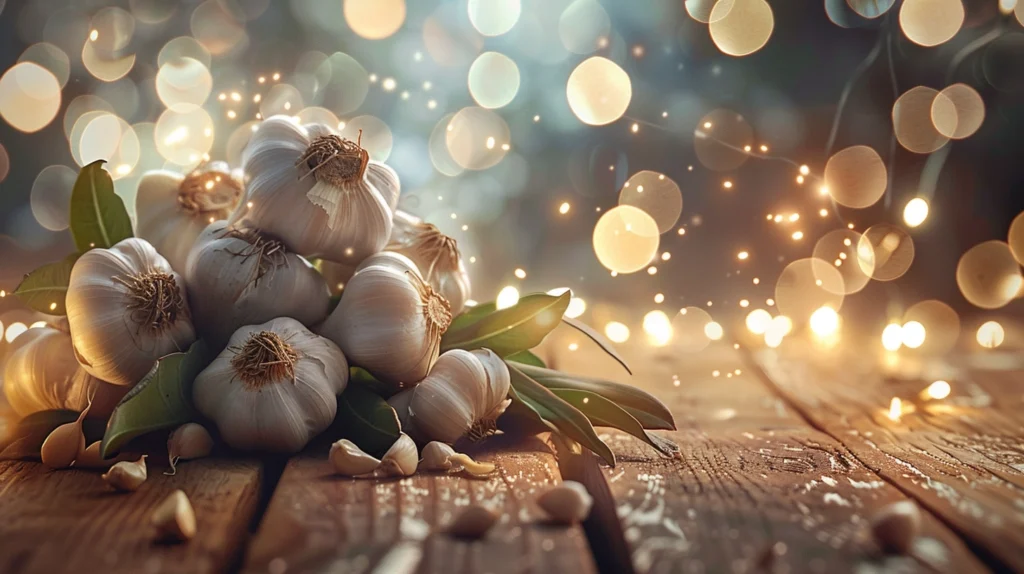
547, 335, 991, 574
0, 457, 261, 574
242, 435, 596, 574
754, 341, 1024, 572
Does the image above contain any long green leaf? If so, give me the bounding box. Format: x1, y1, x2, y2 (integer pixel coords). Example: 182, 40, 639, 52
506, 361, 615, 466
100, 341, 212, 457
70, 160, 133, 252
442, 292, 570, 356
561, 316, 632, 374
552, 389, 679, 458
509, 362, 676, 431
505, 350, 546, 368
13, 254, 78, 315
328, 384, 401, 458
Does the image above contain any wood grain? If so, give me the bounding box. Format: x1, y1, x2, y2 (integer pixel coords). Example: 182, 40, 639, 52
753, 340, 1024, 572
0, 457, 261, 574
243, 435, 596, 574
546, 335, 989, 573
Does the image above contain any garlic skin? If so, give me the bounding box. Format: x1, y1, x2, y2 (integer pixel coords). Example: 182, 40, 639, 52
193, 317, 348, 453
388, 349, 511, 444
67, 238, 196, 387
185, 221, 330, 349
329, 439, 381, 476
233, 116, 400, 263
379, 433, 418, 477
388, 210, 472, 315
135, 162, 243, 274
2, 324, 126, 418
320, 259, 452, 385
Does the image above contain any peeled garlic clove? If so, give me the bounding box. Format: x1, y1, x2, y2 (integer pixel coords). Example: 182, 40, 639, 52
870, 500, 920, 554
193, 318, 349, 453
233, 116, 398, 262
103, 457, 148, 491
67, 238, 196, 387
135, 164, 243, 274
537, 481, 594, 525
419, 441, 456, 471
330, 439, 381, 476
152, 490, 197, 543
448, 504, 500, 539
448, 453, 496, 477
387, 211, 472, 315
167, 423, 214, 473
40, 409, 88, 469
379, 433, 418, 477
321, 263, 451, 385
185, 221, 330, 349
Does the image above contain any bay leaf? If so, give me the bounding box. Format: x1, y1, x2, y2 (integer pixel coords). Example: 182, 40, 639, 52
505, 350, 546, 368
561, 316, 632, 374
70, 160, 133, 252
552, 389, 679, 458
328, 384, 401, 458
13, 254, 79, 315
441, 292, 570, 356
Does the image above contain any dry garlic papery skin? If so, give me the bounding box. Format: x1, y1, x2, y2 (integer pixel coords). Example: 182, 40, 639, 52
388, 210, 472, 315
67, 238, 196, 387
233, 116, 400, 263
193, 317, 348, 453
135, 162, 243, 274
388, 349, 511, 444
2, 324, 126, 418
320, 262, 452, 385
185, 221, 330, 348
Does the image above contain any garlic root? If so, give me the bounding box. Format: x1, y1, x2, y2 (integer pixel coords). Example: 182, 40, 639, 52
152, 490, 197, 543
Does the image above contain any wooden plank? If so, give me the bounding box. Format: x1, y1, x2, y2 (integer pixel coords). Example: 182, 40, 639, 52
0, 457, 262, 574
546, 336, 989, 573
243, 435, 597, 574
753, 340, 1024, 572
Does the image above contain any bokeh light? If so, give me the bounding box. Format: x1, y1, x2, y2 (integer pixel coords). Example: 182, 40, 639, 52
445, 106, 510, 170
745, 309, 772, 335
900, 320, 926, 349
155, 57, 212, 108
775, 258, 845, 323
925, 380, 951, 400
881, 323, 903, 351
903, 198, 929, 228
592, 205, 661, 274
899, 0, 963, 47
673, 306, 713, 353
468, 52, 520, 109
496, 285, 520, 310
903, 300, 960, 355
468, 0, 521, 37
935, 83, 985, 140
1009, 211, 1024, 267
604, 321, 630, 343
709, 0, 775, 57
0, 62, 61, 133
618, 171, 683, 233
976, 321, 1005, 349
344, 0, 406, 39
858, 223, 914, 281
341, 115, 394, 163
812, 229, 874, 294
955, 240, 1023, 310
566, 57, 632, 126
30, 165, 77, 231
694, 109, 755, 172
154, 103, 214, 167
823, 145, 887, 208
809, 306, 840, 338
643, 310, 673, 346
559, 0, 610, 54
893, 86, 951, 154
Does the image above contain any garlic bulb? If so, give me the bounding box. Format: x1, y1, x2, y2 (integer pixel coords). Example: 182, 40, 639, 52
387, 349, 511, 444
388, 210, 471, 315
67, 238, 196, 387
135, 162, 243, 274
185, 221, 330, 349
193, 317, 348, 453
232, 116, 400, 263
320, 258, 452, 385
3, 323, 126, 418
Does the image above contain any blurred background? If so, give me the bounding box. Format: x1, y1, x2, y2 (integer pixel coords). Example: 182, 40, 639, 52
1, 0, 1023, 355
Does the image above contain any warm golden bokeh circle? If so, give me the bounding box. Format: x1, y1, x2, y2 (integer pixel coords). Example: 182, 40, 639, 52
618, 171, 683, 233
956, 240, 1023, 310
672, 306, 714, 353
445, 106, 511, 170
344, 0, 406, 40
903, 299, 960, 354
592, 205, 661, 274
893, 86, 951, 154
858, 223, 915, 281
899, 0, 964, 47
934, 83, 985, 140
155, 57, 212, 108
468, 52, 520, 109
1008, 211, 1024, 267
566, 57, 632, 126
812, 229, 874, 295
467, 0, 521, 37
694, 109, 754, 172
341, 115, 393, 163
823, 145, 887, 208
775, 258, 846, 323
0, 62, 62, 133
708, 0, 775, 57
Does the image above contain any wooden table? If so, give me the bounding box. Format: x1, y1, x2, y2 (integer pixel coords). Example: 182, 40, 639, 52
0, 329, 1019, 574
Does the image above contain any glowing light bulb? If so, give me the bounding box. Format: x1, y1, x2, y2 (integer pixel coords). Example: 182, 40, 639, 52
881, 323, 903, 351
976, 321, 1005, 349
643, 311, 673, 346
903, 198, 929, 228
901, 321, 926, 349
605, 321, 630, 343
496, 286, 520, 310
704, 321, 724, 341
809, 306, 840, 338
924, 380, 951, 400
887, 397, 902, 421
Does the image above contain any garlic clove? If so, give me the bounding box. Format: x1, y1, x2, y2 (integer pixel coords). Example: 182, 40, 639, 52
536, 481, 594, 525
354, 251, 423, 278
102, 456, 148, 491
152, 489, 197, 543
387, 211, 472, 315
379, 433, 418, 477
329, 439, 381, 476
447, 504, 500, 539
419, 441, 456, 471
40, 408, 89, 469
167, 423, 214, 474
75, 441, 134, 469
448, 453, 496, 477
870, 500, 921, 554
469, 349, 512, 423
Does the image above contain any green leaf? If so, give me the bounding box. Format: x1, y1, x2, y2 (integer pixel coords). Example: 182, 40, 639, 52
13, 254, 79, 315
506, 361, 615, 466
442, 292, 570, 356
552, 389, 679, 458
329, 385, 402, 458
100, 341, 212, 458
0, 409, 105, 461
561, 316, 632, 375
70, 160, 133, 252
348, 366, 401, 398
505, 350, 546, 368
509, 362, 675, 431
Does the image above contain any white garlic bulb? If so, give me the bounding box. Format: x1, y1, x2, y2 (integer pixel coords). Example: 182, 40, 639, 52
135, 162, 243, 274
185, 221, 330, 349
233, 116, 400, 263
193, 317, 349, 453
388, 210, 472, 315
67, 238, 196, 387
320, 258, 451, 385
387, 349, 511, 444
2, 323, 126, 418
